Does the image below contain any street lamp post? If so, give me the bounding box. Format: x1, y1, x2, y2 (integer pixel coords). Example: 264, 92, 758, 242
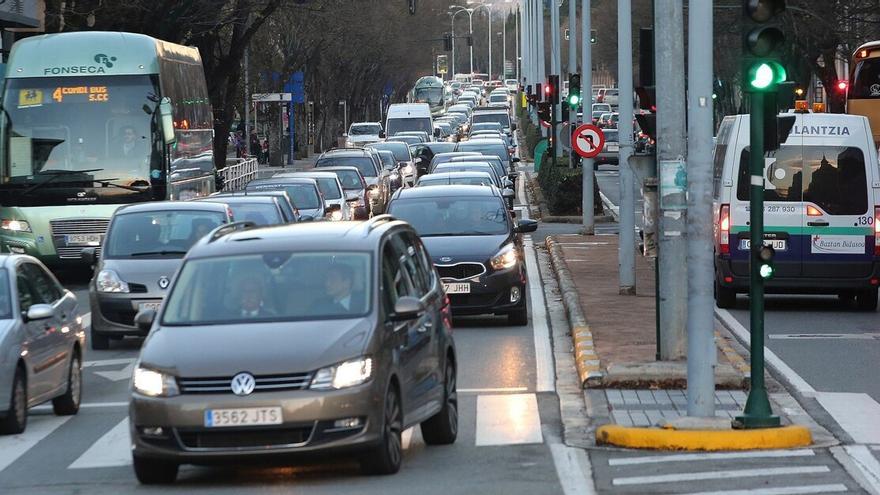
468, 1, 495, 79
450, 5, 476, 75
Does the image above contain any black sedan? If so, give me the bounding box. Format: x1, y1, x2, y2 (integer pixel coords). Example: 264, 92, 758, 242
387, 185, 537, 325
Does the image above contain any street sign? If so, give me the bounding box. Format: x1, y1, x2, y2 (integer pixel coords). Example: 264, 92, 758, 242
437, 54, 448, 75
252, 93, 292, 102
572, 124, 605, 158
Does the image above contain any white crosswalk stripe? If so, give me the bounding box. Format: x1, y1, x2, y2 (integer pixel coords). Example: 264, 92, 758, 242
68, 418, 131, 469
612, 466, 831, 486
0, 416, 72, 472
475, 393, 543, 447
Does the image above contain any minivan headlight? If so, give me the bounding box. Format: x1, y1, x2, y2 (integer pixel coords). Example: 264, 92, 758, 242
310, 357, 373, 390
133, 366, 180, 397
1, 219, 31, 232
96, 269, 130, 293
490, 243, 518, 271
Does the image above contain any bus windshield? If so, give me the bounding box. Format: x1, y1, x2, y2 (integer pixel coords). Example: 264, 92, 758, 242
414, 87, 443, 105
0, 75, 162, 206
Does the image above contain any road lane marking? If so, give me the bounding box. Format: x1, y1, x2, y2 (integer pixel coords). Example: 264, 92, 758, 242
32, 401, 128, 412
82, 358, 136, 368
93, 361, 135, 382
815, 393, 880, 444
0, 416, 72, 472
81, 311, 91, 330
549, 443, 597, 495
769, 333, 879, 340
68, 418, 131, 469
612, 466, 830, 486
523, 235, 554, 393
839, 445, 880, 494
683, 485, 848, 495
608, 449, 815, 466
459, 387, 529, 394
715, 308, 816, 394
475, 394, 543, 446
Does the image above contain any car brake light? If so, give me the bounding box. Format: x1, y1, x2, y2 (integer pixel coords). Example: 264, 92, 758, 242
806, 205, 822, 216
719, 204, 730, 255
874, 206, 880, 256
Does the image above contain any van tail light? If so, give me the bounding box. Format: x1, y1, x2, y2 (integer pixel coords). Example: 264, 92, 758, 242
719, 204, 730, 255
874, 206, 880, 256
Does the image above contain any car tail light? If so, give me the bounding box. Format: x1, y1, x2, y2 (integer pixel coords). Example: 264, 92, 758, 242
874, 206, 880, 256
719, 204, 730, 255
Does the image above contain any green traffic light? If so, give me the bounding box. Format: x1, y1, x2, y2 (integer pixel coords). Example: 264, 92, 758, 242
759, 264, 774, 279
569, 94, 580, 105
748, 61, 787, 91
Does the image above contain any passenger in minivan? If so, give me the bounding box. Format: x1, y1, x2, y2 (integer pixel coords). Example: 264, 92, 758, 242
315, 263, 364, 315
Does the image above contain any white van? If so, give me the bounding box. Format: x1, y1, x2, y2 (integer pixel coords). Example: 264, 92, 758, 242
385, 103, 437, 141
713, 113, 880, 311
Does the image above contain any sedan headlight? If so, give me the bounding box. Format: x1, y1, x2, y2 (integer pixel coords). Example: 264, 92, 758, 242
310, 357, 373, 390
96, 269, 130, 293
133, 366, 180, 397
1, 219, 31, 232
490, 243, 518, 271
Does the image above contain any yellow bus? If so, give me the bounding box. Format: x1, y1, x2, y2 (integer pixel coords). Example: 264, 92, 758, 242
848, 41, 880, 144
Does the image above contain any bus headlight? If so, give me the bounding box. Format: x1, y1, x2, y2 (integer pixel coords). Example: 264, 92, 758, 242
1, 219, 31, 233
96, 269, 130, 293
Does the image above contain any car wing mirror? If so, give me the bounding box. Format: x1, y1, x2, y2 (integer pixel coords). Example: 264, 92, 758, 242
502, 188, 515, 199
135, 309, 157, 333
391, 296, 425, 321
159, 97, 176, 145
514, 218, 539, 233
379, 131, 386, 138
25, 304, 54, 322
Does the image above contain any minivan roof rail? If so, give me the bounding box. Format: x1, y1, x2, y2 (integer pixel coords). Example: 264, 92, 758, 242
207, 221, 256, 243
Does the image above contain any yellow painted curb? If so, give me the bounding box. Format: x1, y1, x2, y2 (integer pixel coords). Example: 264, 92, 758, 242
596, 424, 812, 451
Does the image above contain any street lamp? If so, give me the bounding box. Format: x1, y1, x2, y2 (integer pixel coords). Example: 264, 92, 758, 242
449, 5, 475, 76
468, 1, 494, 80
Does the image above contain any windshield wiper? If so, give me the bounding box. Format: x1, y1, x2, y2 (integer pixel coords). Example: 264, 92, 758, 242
129, 250, 188, 257
92, 178, 149, 192
22, 168, 105, 195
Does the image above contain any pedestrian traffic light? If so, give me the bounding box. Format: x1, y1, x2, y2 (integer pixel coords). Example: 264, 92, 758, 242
547, 74, 559, 104
742, 0, 787, 92
567, 73, 581, 109
443, 33, 452, 52
590, 29, 597, 44
537, 102, 551, 126
757, 244, 775, 279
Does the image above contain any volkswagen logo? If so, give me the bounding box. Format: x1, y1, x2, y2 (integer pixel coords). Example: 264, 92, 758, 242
157, 276, 170, 289
439, 256, 453, 263
230, 372, 256, 396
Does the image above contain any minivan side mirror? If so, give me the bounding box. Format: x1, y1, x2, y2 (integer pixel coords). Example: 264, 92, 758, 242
391, 296, 424, 321
511, 123, 518, 131
81, 247, 98, 265
433, 128, 442, 138
514, 218, 539, 233
135, 309, 156, 333
25, 304, 54, 322
158, 97, 176, 145
502, 188, 515, 199
379, 131, 386, 139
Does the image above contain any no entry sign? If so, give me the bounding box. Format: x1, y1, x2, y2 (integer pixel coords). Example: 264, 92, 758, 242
572, 124, 605, 159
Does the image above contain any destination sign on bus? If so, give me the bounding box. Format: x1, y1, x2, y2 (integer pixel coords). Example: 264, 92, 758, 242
52, 86, 109, 103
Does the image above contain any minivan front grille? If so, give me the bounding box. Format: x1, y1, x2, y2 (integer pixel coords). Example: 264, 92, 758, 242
178, 372, 313, 394
436, 262, 486, 281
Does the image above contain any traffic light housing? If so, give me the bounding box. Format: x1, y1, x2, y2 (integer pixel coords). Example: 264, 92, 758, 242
443, 33, 452, 52
757, 244, 776, 279
547, 74, 559, 104
742, 1, 787, 92
537, 102, 551, 126
535, 83, 543, 102
590, 29, 597, 44
567, 73, 581, 109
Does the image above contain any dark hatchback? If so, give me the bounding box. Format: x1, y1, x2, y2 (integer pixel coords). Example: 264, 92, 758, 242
386, 186, 537, 325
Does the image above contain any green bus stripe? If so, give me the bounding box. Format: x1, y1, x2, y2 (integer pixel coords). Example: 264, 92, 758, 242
731, 225, 873, 235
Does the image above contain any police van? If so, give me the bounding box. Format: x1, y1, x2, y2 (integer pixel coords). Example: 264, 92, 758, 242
713, 113, 880, 310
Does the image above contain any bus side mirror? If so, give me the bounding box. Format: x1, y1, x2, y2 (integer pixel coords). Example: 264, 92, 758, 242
159, 97, 176, 145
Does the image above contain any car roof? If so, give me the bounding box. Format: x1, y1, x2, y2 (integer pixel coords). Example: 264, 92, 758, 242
116, 201, 228, 215
460, 138, 506, 145
276, 171, 339, 180
195, 195, 277, 205
309, 165, 362, 174
393, 184, 500, 200
421, 171, 493, 179
320, 149, 371, 157
188, 217, 410, 258
247, 177, 319, 187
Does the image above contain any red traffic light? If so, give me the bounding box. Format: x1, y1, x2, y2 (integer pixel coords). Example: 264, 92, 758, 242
544, 85, 551, 95
836, 80, 848, 92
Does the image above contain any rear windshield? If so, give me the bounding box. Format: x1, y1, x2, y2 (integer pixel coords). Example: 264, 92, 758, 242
330, 170, 364, 190
225, 202, 282, 226
349, 124, 382, 135
851, 59, 880, 99
105, 210, 227, 258
604, 130, 619, 142
316, 156, 377, 177
736, 145, 868, 214
247, 183, 321, 210
369, 142, 411, 162
313, 178, 342, 200
471, 114, 510, 127
489, 94, 507, 102
162, 252, 372, 324
418, 175, 493, 187
456, 142, 509, 162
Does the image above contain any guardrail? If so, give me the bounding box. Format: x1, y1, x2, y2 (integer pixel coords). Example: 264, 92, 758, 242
220, 158, 259, 191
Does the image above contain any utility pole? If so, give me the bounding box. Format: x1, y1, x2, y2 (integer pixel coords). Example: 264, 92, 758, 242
568, 0, 578, 169
618, 0, 636, 294
686, 0, 716, 418
536, 0, 546, 89
470, 10, 475, 75
244, 45, 250, 151
581, 0, 594, 234
502, 12, 507, 80
655, 0, 688, 359
515, 4, 520, 83
550, 0, 561, 156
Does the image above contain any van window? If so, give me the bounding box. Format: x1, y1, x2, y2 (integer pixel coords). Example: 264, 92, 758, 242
802, 146, 868, 215
712, 119, 734, 198
736, 146, 803, 202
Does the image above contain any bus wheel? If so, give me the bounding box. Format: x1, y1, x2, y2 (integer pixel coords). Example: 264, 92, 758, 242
855, 288, 878, 311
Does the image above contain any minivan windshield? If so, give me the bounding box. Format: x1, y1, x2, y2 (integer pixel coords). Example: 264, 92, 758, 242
105, 209, 227, 258
162, 252, 371, 324
389, 197, 509, 236
386, 118, 432, 136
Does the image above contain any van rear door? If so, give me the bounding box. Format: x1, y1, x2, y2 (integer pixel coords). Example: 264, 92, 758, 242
798, 117, 874, 279
730, 142, 804, 278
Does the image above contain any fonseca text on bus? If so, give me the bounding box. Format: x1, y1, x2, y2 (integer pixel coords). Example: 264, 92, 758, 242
43, 65, 108, 75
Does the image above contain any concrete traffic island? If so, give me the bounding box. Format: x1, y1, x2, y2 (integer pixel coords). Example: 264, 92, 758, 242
596, 423, 813, 451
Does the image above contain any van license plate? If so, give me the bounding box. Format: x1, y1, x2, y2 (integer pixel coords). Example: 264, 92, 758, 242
66, 234, 101, 245
739, 239, 787, 251
204, 407, 282, 428
443, 283, 471, 294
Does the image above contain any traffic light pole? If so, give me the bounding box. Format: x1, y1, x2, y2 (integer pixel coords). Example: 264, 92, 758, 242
736, 91, 780, 429
618, 0, 636, 294
581, 0, 594, 234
